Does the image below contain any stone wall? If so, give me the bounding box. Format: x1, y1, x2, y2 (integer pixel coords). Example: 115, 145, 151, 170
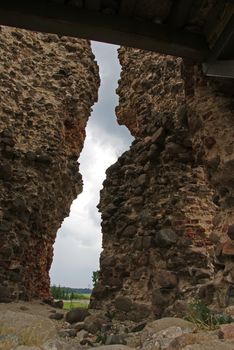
91, 47, 234, 320
0, 26, 99, 301
0, 24, 233, 317
183, 62, 234, 309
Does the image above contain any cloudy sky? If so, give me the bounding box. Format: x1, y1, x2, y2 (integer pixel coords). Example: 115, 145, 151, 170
49, 41, 133, 288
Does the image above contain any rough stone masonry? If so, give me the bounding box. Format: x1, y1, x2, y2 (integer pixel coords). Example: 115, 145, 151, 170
0, 26, 233, 320
90, 48, 234, 320
0, 26, 99, 301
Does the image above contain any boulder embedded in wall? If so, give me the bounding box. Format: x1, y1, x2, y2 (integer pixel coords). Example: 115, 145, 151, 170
154, 228, 178, 248
227, 225, 234, 240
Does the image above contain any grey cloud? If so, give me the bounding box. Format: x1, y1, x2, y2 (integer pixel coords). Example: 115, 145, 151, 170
91, 41, 133, 147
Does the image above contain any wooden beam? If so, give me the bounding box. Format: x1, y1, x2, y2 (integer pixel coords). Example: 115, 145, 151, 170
203, 60, 234, 78
208, 16, 234, 61
0, 0, 209, 60
120, 0, 136, 16
84, 0, 100, 11
168, 0, 194, 29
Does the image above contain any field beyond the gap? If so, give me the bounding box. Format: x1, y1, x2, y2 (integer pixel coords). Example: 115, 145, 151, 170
63, 296, 90, 310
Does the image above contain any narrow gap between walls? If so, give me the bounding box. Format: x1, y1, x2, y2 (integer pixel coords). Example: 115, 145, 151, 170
49, 42, 133, 290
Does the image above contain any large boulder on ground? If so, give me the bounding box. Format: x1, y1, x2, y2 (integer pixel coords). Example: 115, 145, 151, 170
167, 331, 220, 350
0, 310, 56, 348
84, 314, 109, 334
141, 326, 192, 350
65, 308, 90, 324
141, 317, 196, 344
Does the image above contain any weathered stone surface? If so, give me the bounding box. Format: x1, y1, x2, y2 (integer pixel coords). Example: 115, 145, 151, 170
141, 318, 196, 343
65, 308, 90, 324
0, 310, 57, 345
91, 47, 233, 318
84, 314, 108, 334
154, 228, 178, 248
115, 297, 133, 312
141, 326, 191, 350
0, 17, 233, 329
0, 26, 99, 300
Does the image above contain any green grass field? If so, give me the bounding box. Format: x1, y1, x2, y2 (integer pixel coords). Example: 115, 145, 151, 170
63, 300, 89, 310
75, 293, 91, 300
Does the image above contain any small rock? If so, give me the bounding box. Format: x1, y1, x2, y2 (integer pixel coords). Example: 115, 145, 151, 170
88, 346, 134, 350
148, 144, 160, 160
72, 321, 85, 331
58, 328, 77, 338
105, 334, 127, 345
49, 312, 64, 320
122, 225, 137, 238
225, 305, 234, 317
127, 303, 151, 322
137, 174, 147, 186
155, 228, 178, 247
219, 324, 234, 340
207, 156, 220, 171
76, 329, 88, 341
53, 300, 64, 309
0, 221, 12, 232
155, 270, 178, 288
80, 336, 96, 346
222, 241, 234, 256
204, 136, 216, 149
151, 127, 165, 144
227, 224, 234, 240
115, 297, 133, 312
19, 306, 29, 311
131, 321, 147, 332
84, 314, 108, 334
0, 285, 12, 302
65, 308, 90, 324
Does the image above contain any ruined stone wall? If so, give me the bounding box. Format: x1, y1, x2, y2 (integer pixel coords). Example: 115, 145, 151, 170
183, 63, 234, 308
91, 48, 234, 320
0, 26, 99, 301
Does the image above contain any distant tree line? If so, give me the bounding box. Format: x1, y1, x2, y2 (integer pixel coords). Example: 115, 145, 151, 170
51, 285, 92, 300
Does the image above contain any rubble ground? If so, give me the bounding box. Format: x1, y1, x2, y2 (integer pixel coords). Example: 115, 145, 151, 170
1, 301, 234, 350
